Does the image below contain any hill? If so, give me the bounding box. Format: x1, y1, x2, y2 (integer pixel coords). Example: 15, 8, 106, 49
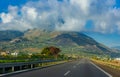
0, 29, 119, 57
51, 32, 112, 55
0, 30, 24, 41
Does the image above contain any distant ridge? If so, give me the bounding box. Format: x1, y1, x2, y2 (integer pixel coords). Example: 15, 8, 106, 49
0, 30, 24, 41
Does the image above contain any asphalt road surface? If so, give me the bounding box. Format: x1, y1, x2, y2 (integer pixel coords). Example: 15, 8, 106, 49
6, 59, 112, 77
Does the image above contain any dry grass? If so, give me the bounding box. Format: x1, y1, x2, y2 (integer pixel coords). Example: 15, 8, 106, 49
22, 48, 42, 53
92, 59, 120, 77
92, 59, 120, 70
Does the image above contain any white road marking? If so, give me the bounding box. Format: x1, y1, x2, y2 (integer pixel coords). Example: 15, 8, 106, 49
64, 70, 70, 76
90, 62, 112, 77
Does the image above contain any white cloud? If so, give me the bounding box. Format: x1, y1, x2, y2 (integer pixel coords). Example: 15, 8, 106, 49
0, 0, 120, 34
56, 18, 85, 31
70, 0, 93, 14
8, 5, 18, 16
22, 6, 38, 21
0, 13, 13, 23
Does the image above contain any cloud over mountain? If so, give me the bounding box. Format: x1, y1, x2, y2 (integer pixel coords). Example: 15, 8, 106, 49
0, 0, 120, 34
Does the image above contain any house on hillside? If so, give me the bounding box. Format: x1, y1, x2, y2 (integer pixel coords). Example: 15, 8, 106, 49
11, 52, 19, 56
115, 58, 120, 61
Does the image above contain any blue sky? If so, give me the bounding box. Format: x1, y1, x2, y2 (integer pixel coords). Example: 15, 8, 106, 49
85, 32, 120, 47
0, 0, 120, 47
0, 0, 27, 12
116, 0, 120, 8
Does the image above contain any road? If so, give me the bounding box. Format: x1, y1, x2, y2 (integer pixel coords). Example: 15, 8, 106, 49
6, 59, 112, 77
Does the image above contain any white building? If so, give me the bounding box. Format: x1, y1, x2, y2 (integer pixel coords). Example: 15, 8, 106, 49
11, 52, 18, 56
115, 58, 120, 61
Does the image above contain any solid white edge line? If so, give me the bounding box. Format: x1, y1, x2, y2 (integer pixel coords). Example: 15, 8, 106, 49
64, 70, 70, 76
90, 62, 112, 77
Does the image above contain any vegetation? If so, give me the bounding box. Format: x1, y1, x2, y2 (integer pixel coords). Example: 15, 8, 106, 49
92, 57, 120, 70
0, 29, 120, 61
0, 30, 23, 41
41, 46, 61, 57
91, 57, 120, 77
0, 46, 71, 63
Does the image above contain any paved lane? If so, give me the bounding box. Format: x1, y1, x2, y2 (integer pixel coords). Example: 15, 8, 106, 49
6, 59, 112, 77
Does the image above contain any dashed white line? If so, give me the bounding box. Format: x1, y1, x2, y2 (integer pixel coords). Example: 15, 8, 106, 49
64, 70, 71, 76
90, 62, 112, 77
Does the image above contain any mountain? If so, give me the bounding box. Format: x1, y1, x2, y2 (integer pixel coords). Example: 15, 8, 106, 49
22, 29, 117, 57
0, 29, 119, 57
52, 32, 98, 46
51, 32, 112, 55
0, 30, 24, 42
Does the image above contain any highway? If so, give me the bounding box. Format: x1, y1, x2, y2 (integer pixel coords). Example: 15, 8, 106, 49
6, 59, 112, 77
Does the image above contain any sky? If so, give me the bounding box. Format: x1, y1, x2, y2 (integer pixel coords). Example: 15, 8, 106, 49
0, 0, 120, 47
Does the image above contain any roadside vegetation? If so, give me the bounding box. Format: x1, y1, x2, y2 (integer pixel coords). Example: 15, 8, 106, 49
91, 56, 120, 77
92, 56, 120, 70
0, 46, 71, 63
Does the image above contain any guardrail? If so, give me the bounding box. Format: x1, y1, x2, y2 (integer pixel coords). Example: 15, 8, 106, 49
0, 60, 65, 75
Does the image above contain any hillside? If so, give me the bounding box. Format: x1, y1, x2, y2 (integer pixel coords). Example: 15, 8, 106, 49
51, 32, 112, 55
52, 32, 100, 46
0, 30, 24, 41
0, 29, 119, 57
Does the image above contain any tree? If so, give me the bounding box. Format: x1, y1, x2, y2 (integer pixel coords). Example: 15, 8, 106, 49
41, 46, 61, 58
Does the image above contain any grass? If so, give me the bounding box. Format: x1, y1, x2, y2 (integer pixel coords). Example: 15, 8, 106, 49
0, 59, 32, 63
91, 58, 120, 77
92, 59, 120, 70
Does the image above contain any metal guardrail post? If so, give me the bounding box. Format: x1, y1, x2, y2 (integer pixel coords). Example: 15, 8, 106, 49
2, 68, 5, 74
31, 64, 33, 68
12, 66, 14, 72
0, 60, 65, 75
20, 66, 22, 70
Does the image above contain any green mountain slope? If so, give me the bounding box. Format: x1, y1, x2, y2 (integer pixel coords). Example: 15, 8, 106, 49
50, 32, 112, 55
0, 30, 24, 41
0, 29, 119, 57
